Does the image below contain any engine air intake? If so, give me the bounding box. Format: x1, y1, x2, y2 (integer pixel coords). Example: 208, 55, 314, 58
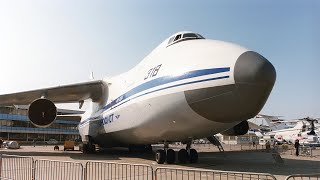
28, 98, 57, 127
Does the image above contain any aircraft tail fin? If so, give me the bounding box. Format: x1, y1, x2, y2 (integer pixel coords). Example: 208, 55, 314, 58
293, 121, 306, 130
254, 131, 264, 137
256, 114, 285, 131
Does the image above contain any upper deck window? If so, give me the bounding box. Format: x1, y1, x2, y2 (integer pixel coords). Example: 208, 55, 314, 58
167, 33, 205, 47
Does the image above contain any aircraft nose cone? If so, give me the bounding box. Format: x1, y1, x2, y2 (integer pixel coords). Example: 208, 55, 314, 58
234, 51, 276, 86
184, 51, 276, 123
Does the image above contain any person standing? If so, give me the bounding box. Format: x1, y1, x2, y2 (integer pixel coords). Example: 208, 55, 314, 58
294, 139, 300, 156
0, 138, 3, 148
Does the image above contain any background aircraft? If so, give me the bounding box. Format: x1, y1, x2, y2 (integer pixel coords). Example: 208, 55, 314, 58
256, 115, 319, 145
255, 114, 295, 131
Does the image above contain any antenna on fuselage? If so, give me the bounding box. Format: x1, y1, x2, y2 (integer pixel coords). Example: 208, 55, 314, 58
90, 71, 94, 80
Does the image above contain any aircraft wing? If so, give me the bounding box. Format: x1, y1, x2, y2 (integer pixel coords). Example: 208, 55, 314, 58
254, 131, 264, 137
0, 80, 107, 106
256, 114, 283, 118
248, 121, 260, 129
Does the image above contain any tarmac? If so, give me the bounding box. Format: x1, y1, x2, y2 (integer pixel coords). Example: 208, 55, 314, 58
0, 144, 319, 180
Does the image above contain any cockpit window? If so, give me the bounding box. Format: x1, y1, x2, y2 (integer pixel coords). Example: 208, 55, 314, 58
174, 34, 182, 41
196, 34, 204, 39
168, 36, 175, 44
167, 33, 205, 47
183, 33, 198, 38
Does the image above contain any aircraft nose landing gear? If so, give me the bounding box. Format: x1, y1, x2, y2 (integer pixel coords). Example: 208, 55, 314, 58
155, 141, 198, 164
189, 148, 198, 163
155, 150, 166, 164
166, 149, 176, 164
178, 149, 188, 163
155, 143, 175, 164
81, 136, 96, 154
178, 142, 198, 163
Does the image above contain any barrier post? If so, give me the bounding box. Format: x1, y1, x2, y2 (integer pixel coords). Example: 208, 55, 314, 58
34, 159, 83, 180
85, 161, 153, 180
0, 154, 2, 178
155, 167, 277, 180
286, 173, 320, 180
0, 154, 33, 180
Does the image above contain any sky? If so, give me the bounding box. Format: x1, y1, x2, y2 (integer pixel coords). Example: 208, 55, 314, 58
0, 1, 319, 119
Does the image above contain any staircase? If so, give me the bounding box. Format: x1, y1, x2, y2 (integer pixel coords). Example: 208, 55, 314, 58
207, 135, 224, 152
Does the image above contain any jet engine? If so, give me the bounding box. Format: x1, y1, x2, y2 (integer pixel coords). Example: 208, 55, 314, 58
28, 98, 57, 127
220, 121, 249, 136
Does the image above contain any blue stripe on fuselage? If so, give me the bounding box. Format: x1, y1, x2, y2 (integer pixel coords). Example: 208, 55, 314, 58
103, 67, 230, 111
79, 67, 230, 126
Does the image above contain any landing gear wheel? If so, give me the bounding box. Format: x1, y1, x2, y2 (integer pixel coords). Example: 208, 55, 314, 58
166, 149, 175, 164
82, 143, 95, 154
155, 150, 166, 164
189, 149, 198, 163
81, 144, 89, 154
178, 149, 188, 164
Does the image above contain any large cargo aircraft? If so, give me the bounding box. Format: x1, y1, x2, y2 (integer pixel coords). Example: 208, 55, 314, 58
0, 31, 276, 164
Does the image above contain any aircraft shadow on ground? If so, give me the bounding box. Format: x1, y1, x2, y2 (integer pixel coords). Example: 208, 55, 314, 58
71, 149, 320, 176
71, 148, 155, 161
177, 151, 320, 176
0, 148, 122, 161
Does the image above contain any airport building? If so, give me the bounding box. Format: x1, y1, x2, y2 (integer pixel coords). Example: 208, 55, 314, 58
216, 133, 260, 145
0, 106, 81, 142
0, 105, 262, 145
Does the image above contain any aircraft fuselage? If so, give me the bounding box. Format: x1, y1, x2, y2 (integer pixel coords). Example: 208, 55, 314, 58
78, 32, 276, 147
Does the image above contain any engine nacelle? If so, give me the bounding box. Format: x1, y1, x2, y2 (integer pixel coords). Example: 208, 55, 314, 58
220, 121, 249, 136
28, 98, 57, 128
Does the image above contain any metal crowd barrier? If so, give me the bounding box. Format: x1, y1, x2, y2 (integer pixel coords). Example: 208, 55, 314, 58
0, 154, 33, 180
34, 159, 84, 180
85, 161, 153, 180
2, 153, 320, 180
155, 167, 277, 180
288, 146, 314, 156
300, 146, 313, 156
285, 174, 320, 180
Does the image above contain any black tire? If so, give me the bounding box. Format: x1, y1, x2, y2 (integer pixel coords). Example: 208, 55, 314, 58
155, 150, 166, 164
178, 149, 188, 164
166, 149, 175, 164
81, 144, 89, 154
189, 149, 198, 163
82, 144, 95, 154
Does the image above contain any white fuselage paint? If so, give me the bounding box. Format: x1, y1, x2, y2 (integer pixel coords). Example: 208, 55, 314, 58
79, 33, 249, 146
269, 121, 320, 144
